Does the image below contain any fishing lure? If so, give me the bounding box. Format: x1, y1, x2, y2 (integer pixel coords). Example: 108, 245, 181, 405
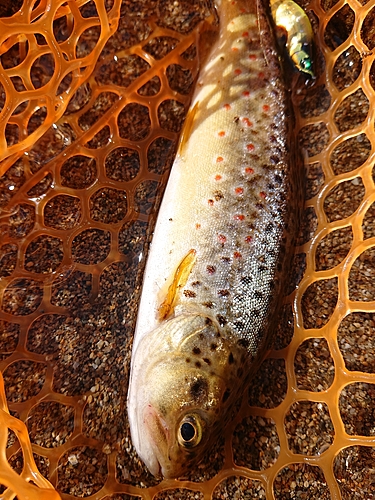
270, 0, 315, 77
127, 0, 305, 479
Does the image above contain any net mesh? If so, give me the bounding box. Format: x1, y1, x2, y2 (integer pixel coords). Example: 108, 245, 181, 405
0, 0, 374, 498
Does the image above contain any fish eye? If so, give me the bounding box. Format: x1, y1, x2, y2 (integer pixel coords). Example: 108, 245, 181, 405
178, 415, 202, 448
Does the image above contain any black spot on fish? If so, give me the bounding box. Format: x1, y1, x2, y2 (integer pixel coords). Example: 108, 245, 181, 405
207, 265, 216, 275
222, 389, 231, 403
193, 347, 201, 355
274, 174, 283, 184
195, 361, 202, 368
221, 256, 231, 263
186, 358, 191, 363
191, 281, 201, 286
234, 321, 244, 332
210, 343, 218, 351
238, 338, 249, 348
216, 314, 227, 326
258, 265, 267, 272
184, 289, 196, 298
218, 289, 230, 297
241, 276, 252, 285
190, 378, 208, 399
228, 352, 234, 364
203, 358, 211, 365
205, 317, 213, 326
214, 190, 224, 201
203, 301, 214, 309
270, 155, 280, 164
234, 295, 245, 304
254, 290, 263, 299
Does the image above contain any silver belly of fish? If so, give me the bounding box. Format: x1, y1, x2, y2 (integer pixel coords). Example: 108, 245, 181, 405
127, 0, 301, 480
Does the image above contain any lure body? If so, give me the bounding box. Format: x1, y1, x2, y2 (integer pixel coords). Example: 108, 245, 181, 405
270, 0, 314, 77
127, 0, 302, 479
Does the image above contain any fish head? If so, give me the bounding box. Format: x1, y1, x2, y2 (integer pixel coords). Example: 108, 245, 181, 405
127, 313, 248, 478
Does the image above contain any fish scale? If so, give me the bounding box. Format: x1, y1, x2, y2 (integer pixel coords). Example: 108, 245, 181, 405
128, 0, 302, 480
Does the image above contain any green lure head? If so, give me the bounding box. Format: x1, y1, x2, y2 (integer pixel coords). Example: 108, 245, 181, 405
291, 42, 315, 78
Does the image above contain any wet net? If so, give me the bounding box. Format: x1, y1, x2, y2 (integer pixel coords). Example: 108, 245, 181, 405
0, 0, 374, 498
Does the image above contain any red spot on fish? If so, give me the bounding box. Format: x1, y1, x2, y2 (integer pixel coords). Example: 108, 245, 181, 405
234, 251, 242, 259
242, 90, 250, 97
258, 72, 265, 78
234, 68, 242, 75
234, 214, 245, 221
245, 235, 252, 243
263, 105, 270, 112
260, 191, 266, 198
247, 144, 255, 151
196, 223, 201, 229
242, 117, 252, 127
232, 47, 239, 52
216, 156, 224, 163
235, 187, 243, 195
218, 234, 227, 244
242, 31, 249, 37
215, 174, 222, 181
218, 131, 225, 137
245, 167, 254, 174
224, 103, 231, 110
249, 54, 256, 61
208, 199, 214, 206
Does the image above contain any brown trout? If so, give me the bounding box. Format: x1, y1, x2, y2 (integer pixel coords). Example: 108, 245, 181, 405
128, 0, 304, 479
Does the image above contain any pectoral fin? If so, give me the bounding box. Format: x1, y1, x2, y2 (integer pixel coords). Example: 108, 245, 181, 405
158, 249, 197, 320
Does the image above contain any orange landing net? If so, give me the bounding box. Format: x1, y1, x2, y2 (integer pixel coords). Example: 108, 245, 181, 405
0, 0, 375, 499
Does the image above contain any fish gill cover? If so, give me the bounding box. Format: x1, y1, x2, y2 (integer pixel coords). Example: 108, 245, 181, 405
0, 0, 374, 498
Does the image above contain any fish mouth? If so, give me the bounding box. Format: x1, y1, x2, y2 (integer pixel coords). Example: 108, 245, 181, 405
143, 404, 170, 477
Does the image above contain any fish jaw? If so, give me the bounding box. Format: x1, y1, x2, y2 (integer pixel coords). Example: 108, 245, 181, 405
127, 361, 161, 477
142, 405, 169, 477
142, 404, 190, 479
